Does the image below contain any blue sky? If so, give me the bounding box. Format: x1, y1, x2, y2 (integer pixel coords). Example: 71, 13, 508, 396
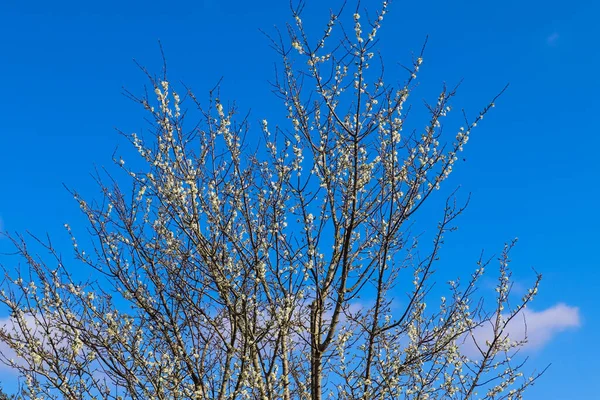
0, 0, 598, 397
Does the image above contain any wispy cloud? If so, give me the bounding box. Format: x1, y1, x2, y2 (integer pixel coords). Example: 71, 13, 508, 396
546, 32, 560, 46
0, 314, 38, 373
462, 303, 580, 357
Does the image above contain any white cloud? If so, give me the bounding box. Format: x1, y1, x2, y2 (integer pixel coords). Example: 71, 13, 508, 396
0, 312, 82, 373
0, 313, 111, 387
0, 313, 37, 373
0, 301, 582, 377
462, 303, 580, 358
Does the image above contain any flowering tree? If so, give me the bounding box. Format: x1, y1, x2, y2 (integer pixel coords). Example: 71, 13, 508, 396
0, 386, 15, 400
0, 1, 543, 399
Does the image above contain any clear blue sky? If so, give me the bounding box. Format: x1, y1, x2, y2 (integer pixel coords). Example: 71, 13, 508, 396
0, 0, 598, 397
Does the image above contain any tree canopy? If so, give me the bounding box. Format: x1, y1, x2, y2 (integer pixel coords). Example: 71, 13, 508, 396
0, 1, 543, 399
